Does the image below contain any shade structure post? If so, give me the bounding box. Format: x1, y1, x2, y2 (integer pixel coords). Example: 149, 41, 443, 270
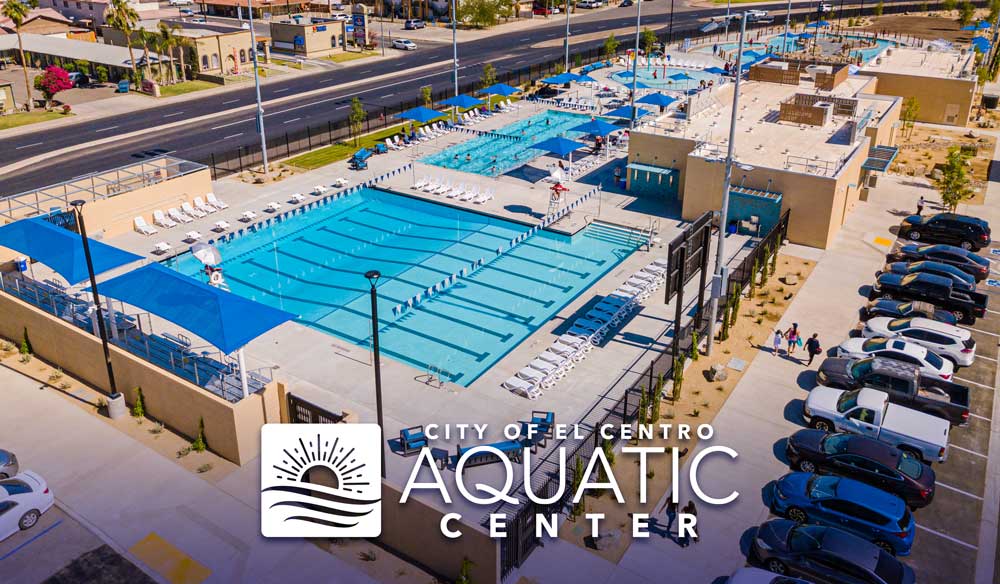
237, 348, 249, 400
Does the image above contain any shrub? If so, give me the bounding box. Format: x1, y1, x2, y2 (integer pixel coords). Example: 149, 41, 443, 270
457, 558, 474, 584
690, 331, 700, 361
62, 104, 72, 114
131, 387, 145, 418
47, 369, 63, 383
191, 417, 207, 452
95, 66, 109, 84
672, 358, 684, 402
21, 327, 32, 355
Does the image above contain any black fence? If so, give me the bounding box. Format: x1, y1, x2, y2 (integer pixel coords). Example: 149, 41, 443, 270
726, 209, 791, 295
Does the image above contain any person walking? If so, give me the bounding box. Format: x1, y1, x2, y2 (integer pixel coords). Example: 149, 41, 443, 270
805, 333, 822, 366
772, 329, 784, 355
682, 500, 699, 544
785, 323, 800, 355
663, 499, 679, 533
917, 195, 925, 215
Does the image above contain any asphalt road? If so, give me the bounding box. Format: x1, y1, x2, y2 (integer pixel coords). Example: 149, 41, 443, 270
0, 0, 923, 195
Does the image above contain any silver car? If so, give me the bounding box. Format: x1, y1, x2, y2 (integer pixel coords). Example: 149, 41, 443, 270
0, 450, 18, 480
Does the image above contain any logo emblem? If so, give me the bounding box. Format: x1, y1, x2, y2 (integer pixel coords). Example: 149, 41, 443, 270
260, 424, 382, 538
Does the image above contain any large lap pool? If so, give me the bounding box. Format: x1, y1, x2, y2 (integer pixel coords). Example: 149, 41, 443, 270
421, 110, 594, 177
167, 188, 638, 386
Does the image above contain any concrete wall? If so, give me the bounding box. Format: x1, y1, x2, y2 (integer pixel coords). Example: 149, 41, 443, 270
0, 291, 278, 464
863, 71, 976, 126
864, 95, 902, 149
627, 132, 697, 200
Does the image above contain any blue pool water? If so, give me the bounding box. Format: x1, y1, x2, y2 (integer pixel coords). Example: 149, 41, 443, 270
421, 110, 594, 176
167, 188, 638, 386
610, 66, 720, 90
708, 34, 895, 64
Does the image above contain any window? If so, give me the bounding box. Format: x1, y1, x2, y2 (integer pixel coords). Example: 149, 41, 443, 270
211, 54, 220, 69
239, 49, 247, 63
88, 2, 92, 8
76, 1, 80, 8
0, 501, 15, 516
62, 0, 67, 7
821, 434, 851, 455
0, 479, 33, 496
847, 408, 876, 424
201, 55, 209, 69
924, 332, 952, 345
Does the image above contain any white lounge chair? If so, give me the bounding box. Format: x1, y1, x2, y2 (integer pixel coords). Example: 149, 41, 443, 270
421, 178, 440, 193
240, 210, 258, 222
213, 220, 231, 232
206, 193, 229, 210
474, 189, 494, 204
502, 376, 541, 399
412, 176, 430, 190
181, 202, 206, 219
516, 367, 547, 386
168, 208, 192, 224
153, 209, 177, 228
459, 189, 477, 202
193, 197, 215, 215
134, 216, 157, 236
265, 202, 282, 212
433, 181, 452, 195
312, 185, 329, 195
290, 193, 306, 204
333, 177, 349, 188
153, 241, 172, 254
184, 231, 202, 242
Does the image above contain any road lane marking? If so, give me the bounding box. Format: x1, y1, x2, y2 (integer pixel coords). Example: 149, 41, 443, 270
95, 126, 119, 133
163, 111, 185, 118
274, 87, 290, 93
987, 309, 1000, 315
915, 524, 978, 550
515, 59, 528, 64
383, 93, 395, 98
211, 118, 253, 130
950, 444, 989, 459
360, 69, 373, 74
954, 376, 995, 390
223, 133, 243, 140
335, 105, 349, 109
14, 142, 43, 150
519, 37, 531, 41
963, 327, 1000, 337
935, 481, 984, 500
222, 99, 240, 105
282, 117, 301, 124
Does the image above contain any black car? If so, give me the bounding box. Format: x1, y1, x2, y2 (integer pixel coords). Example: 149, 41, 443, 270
887, 244, 990, 281
785, 430, 936, 509
620, 0, 633, 5
878, 260, 976, 292
748, 519, 916, 584
861, 299, 958, 325
870, 271, 988, 323
898, 213, 991, 251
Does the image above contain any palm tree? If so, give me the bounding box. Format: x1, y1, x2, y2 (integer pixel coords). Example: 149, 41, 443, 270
138, 30, 154, 81
1, 0, 38, 111
158, 22, 179, 84
106, 0, 139, 85
173, 32, 192, 82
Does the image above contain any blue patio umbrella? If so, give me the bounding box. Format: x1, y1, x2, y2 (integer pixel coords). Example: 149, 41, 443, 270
616, 70, 635, 78
703, 66, 728, 75
575, 74, 599, 84
604, 105, 653, 119
979, 20, 992, 29
479, 83, 520, 97
440, 94, 485, 108
742, 51, 762, 60
632, 81, 654, 90
668, 72, 694, 81
961, 24, 979, 30
397, 106, 446, 123
541, 72, 578, 84
798, 32, 815, 39
530, 136, 587, 157
637, 92, 678, 108
972, 36, 991, 52
805, 20, 830, 28
570, 118, 621, 136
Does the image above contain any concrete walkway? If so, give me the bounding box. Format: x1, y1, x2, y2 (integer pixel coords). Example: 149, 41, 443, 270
0, 365, 376, 584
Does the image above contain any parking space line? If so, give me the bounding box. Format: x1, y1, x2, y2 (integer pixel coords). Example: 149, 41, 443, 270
987, 309, 1000, 315
970, 412, 992, 422
954, 376, 995, 390
935, 481, 984, 500
973, 354, 997, 362
963, 327, 1000, 337
0, 519, 62, 561
950, 444, 989, 459
916, 524, 979, 550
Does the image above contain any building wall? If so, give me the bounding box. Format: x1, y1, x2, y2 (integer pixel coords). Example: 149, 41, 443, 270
39, 0, 108, 26
0, 291, 279, 465
0, 83, 15, 113
269, 20, 345, 57
627, 132, 696, 200
863, 71, 976, 126
864, 95, 901, 149
103, 27, 256, 75
19, 17, 74, 35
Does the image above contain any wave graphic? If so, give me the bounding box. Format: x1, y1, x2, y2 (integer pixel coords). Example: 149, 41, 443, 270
262, 482, 380, 530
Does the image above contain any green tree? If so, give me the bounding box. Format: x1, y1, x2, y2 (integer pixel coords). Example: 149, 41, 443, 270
420, 85, 432, 107
458, 0, 501, 28
990, 0, 1000, 22
934, 147, 974, 211
173, 29, 193, 81
21, 327, 32, 354
480, 63, 497, 89
651, 374, 663, 419
671, 358, 684, 402
95, 65, 109, 83
690, 330, 700, 361
873, 0, 883, 17
131, 387, 145, 418
191, 416, 207, 452
157, 22, 179, 84
640, 27, 657, 56
979, 66, 991, 85
943, 0, 957, 11
456, 558, 474, 584
902, 96, 919, 137
33, 66, 72, 108
959, 1, 975, 26
603, 33, 620, 59
2, 0, 38, 111
349, 97, 366, 145
106, 0, 140, 84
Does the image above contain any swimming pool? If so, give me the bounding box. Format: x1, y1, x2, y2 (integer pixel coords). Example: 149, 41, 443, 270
609, 66, 720, 90
421, 110, 594, 176
709, 34, 895, 64
167, 188, 638, 386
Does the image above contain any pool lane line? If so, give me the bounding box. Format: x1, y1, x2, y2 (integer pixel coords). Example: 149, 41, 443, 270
0, 519, 63, 561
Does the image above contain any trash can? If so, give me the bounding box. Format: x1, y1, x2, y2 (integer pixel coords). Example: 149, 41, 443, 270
15, 256, 28, 272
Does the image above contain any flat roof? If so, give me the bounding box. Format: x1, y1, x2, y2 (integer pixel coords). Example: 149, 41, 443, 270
860, 46, 976, 80
0, 33, 165, 67
639, 75, 895, 177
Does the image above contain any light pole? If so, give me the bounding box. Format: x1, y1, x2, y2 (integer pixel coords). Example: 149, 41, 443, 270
451, 0, 458, 120
628, 0, 642, 130
380, 4, 386, 56
70, 200, 120, 399
705, 13, 747, 357
783, 0, 791, 55
668, 0, 675, 44
725, 0, 732, 38
563, 0, 572, 71
366, 270, 387, 479
247, 0, 270, 180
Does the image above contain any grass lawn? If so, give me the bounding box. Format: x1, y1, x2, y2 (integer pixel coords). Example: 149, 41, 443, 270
0, 110, 72, 130
324, 51, 378, 64
158, 80, 220, 97
286, 123, 410, 170
270, 57, 305, 69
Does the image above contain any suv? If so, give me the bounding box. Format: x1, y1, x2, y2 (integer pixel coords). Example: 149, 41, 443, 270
404, 18, 425, 29
898, 213, 991, 251
887, 244, 990, 281
869, 272, 987, 324
863, 316, 976, 366
878, 260, 976, 292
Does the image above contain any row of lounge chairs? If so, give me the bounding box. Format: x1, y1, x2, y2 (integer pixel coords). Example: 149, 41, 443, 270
385, 122, 455, 151
397, 411, 554, 469
502, 259, 670, 400
134, 194, 229, 237
558, 97, 597, 111
411, 176, 494, 204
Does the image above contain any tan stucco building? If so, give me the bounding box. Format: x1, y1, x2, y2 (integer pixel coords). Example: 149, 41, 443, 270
269, 17, 346, 57
627, 66, 901, 249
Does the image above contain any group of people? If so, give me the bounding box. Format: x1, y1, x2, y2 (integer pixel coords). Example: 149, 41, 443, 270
771, 323, 823, 365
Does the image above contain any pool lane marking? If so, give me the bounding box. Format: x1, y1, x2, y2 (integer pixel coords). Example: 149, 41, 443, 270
916, 524, 979, 550
935, 481, 984, 501
0, 519, 63, 561
954, 376, 995, 391
951, 444, 989, 459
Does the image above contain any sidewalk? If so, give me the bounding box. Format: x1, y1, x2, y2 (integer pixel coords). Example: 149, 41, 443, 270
0, 365, 376, 584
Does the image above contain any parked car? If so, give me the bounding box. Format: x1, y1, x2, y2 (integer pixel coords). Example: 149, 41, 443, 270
803, 386, 950, 463
67, 71, 88, 87
836, 337, 954, 380
887, 244, 990, 281
169, 0, 194, 5
620, 0, 634, 5
0, 450, 17, 480
404, 18, 425, 29
863, 316, 976, 367
532, 4, 560, 14
0, 471, 54, 543
869, 272, 987, 323
747, 519, 916, 583
330, 13, 350, 21
762, 473, 916, 555
577, 0, 601, 7
392, 38, 417, 50
726, 566, 811, 583
861, 298, 958, 325
878, 260, 976, 291
818, 2, 833, 11
785, 430, 936, 509
179, 8, 195, 15
897, 212, 991, 251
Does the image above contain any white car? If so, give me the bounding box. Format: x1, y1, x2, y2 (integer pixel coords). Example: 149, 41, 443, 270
837, 337, 955, 380
862, 317, 976, 367
392, 39, 417, 51
169, 0, 194, 5
0, 471, 54, 542
330, 13, 349, 21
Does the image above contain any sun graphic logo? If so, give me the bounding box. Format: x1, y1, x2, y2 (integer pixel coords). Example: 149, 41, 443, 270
260, 424, 382, 538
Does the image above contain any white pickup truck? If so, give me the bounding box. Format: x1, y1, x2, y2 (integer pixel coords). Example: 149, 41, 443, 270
803, 386, 950, 463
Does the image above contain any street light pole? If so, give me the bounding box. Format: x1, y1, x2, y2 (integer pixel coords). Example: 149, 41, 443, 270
668, 0, 675, 44
70, 200, 119, 398
783, 0, 791, 55
725, 0, 731, 38
628, 0, 642, 130
451, 0, 458, 119
705, 13, 746, 357
365, 270, 387, 479
247, 0, 270, 180
563, 0, 571, 71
